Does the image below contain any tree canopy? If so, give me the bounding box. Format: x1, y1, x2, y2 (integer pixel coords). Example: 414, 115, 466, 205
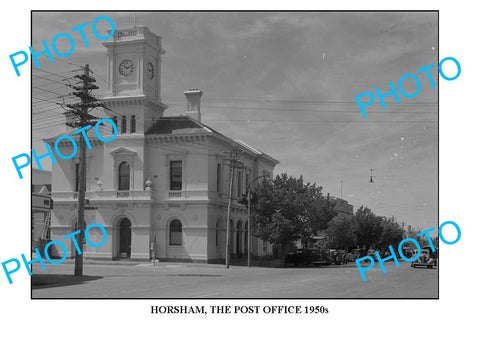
246, 173, 336, 253
326, 214, 357, 250
243, 172, 409, 256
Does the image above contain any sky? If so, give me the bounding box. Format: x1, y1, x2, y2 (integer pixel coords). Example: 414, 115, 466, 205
31, 11, 438, 231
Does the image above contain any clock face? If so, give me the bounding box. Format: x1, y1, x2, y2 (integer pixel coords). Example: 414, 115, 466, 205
146, 62, 154, 80
119, 59, 134, 77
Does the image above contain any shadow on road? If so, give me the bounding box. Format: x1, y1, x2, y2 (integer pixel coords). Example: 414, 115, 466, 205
168, 274, 223, 277
229, 257, 283, 268
32, 274, 103, 290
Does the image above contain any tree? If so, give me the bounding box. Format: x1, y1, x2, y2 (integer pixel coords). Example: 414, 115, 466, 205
297, 182, 337, 247
247, 174, 301, 254
377, 218, 405, 250
252, 211, 295, 253
326, 215, 357, 250
354, 206, 383, 249
246, 173, 336, 255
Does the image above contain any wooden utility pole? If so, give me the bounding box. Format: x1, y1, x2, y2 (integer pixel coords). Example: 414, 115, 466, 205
63, 64, 102, 276
224, 149, 244, 269
225, 162, 235, 269
74, 65, 89, 276
247, 190, 251, 267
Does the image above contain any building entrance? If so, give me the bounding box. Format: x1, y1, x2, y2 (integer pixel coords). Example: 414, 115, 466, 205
119, 218, 132, 258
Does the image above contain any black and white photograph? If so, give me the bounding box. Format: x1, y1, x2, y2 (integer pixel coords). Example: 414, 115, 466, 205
3, 1, 480, 339
29, 11, 440, 299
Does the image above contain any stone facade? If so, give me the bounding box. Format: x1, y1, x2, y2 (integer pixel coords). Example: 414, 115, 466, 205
45, 26, 278, 262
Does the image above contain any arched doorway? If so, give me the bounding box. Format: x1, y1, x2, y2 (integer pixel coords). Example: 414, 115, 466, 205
244, 221, 248, 254
119, 218, 132, 258
229, 219, 234, 257
236, 220, 242, 257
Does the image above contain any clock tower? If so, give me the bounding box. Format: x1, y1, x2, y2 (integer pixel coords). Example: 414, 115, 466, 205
102, 26, 168, 133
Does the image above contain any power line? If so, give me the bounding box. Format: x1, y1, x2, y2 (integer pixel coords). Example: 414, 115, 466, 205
164, 103, 436, 114
56, 59, 85, 69
162, 95, 438, 106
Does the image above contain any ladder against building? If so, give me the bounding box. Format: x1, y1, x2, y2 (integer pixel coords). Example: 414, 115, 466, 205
38, 211, 58, 258
41, 211, 51, 240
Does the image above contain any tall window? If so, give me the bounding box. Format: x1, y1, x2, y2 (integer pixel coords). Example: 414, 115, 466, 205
236, 221, 242, 255
130, 115, 136, 133
245, 173, 249, 195
121, 115, 127, 134
169, 219, 182, 245
112, 116, 118, 134
170, 161, 182, 190
237, 171, 242, 198
118, 162, 130, 191
216, 163, 222, 193
244, 221, 248, 254
229, 219, 234, 253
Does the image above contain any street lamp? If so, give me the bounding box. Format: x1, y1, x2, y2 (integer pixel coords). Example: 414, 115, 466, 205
246, 175, 274, 267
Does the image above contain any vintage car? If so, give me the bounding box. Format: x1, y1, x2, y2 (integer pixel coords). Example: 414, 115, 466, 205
284, 248, 335, 267
284, 248, 320, 267
350, 248, 368, 262
331, 250, 348, 265
411, 248, 436, 269
367, 249, 377, 258
312, 249, 334, 266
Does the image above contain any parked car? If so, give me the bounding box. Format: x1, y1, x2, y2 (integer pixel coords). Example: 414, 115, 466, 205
332, 250, 348, 265
284, 248, 320, 267
350, 248, 368, 261
345, 252, 354, 262
313, 249, 334, 266
411, 248, 436, 269
367, 249, 377, 258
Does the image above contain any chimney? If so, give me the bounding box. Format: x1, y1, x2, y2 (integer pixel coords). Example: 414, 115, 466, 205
184, 89, 203, 122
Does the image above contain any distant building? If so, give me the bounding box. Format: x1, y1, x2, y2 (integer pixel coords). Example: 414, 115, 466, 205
329, 196, 354, 216
32, 169, 52, 245
406, 225, 420, 239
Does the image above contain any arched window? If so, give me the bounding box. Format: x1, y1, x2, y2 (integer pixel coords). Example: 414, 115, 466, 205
130, 115, 136, 133
216, 163, 222, 193
121, 115, 127, 134
244, 221, 248, 254
237, 171, 242, 198
118, 162, 130, 191
236, 220, 242, 255
229, 219, 234, 254
169, 219, 182, 246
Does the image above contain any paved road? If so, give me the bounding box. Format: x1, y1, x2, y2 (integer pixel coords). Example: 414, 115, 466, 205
32, 261, 438, 298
